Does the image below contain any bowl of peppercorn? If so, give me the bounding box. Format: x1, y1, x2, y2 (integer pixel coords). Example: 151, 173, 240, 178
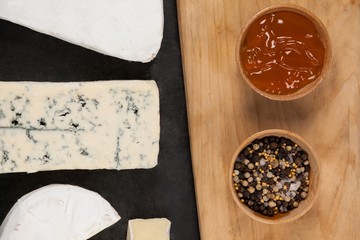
229, 129, 320, 224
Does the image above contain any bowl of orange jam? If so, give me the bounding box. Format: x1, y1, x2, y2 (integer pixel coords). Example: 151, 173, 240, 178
236, 5, 331, 101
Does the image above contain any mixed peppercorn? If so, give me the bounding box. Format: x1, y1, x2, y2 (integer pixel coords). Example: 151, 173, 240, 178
232, 136, 310, 216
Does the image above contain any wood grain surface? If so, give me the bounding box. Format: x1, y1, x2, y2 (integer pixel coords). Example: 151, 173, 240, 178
177, 0, 360, 239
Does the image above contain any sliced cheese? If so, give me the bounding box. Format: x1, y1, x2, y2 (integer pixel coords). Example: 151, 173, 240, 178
0, 184, 121, 240
0, 80, 160, 173
0, 0, 164, 62
127, 218, 171, 240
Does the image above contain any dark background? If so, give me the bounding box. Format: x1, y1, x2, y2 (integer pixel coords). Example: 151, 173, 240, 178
0, 1, 200, 239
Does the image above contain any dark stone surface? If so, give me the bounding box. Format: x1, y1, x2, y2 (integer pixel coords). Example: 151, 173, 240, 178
0, 1, 200, 239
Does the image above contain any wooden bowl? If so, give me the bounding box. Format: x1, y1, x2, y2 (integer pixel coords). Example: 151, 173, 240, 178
235, 4, 332, 101
229, 129, 321, 224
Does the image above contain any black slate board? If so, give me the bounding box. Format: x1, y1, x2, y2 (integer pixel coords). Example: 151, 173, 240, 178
0, 1, 200, 239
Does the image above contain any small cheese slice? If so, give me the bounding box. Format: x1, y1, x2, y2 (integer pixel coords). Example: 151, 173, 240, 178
0, 80, 160, 173
127, 218, 171, 240
0, 0, 164, 62
0, 184, 121, 240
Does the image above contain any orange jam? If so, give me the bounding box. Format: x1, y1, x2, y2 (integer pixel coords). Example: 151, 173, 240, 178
241, 11, 325, 95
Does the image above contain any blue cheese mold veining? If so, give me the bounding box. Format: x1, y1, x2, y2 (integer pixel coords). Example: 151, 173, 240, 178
0, 80, 160, 173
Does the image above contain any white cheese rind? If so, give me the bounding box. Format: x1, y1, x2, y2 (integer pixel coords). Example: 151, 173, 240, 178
0, 0, 164, 62
0, 184, 121, 240
127, 218, 171, 240
0, 80, 160, 173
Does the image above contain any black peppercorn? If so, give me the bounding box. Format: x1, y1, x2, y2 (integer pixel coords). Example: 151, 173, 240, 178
232, 135, 310, 217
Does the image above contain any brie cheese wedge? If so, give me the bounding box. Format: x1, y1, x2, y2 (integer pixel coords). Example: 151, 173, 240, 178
0, 184, 120, 240
0, 0, 164, 62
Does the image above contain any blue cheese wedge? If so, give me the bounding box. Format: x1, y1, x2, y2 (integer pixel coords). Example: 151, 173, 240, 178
127, 218, 171, 240
0, 0, 164, 62
0, 184, 121, 240
0, 80, 160, 173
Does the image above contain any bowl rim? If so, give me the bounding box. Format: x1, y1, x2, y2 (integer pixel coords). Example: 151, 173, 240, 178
235, 4, 332, 101
229, 129, 321, 224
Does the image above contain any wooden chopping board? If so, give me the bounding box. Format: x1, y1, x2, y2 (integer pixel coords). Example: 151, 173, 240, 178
177, 0, 360, 239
